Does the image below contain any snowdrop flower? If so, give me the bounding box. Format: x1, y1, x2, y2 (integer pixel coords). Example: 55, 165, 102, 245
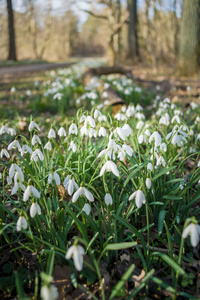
146, 178, 151, 189
80, 125, 88, 136
171, 115, 181, 124
84, 116, 96, 128
28, 121, 40, 132
31, 149, 44, 162
198, 161, 200, 167
94, 109, 102, 119
41, 284, 58, 300
48, 172, 60, 185
129, 190, 146, 208
144, 129, 151, 136
23, 185, 40, 201
9, 164, 24, 182
48, 128, 56, 139
79, 115, 86, 123
0, 173, 2, 179
32, 135, 41, 146
98, 115, 107, 122
114, 127, 126, 141
68, 141, 77, 153
26, 90, 32, 96
0, 125, 9, 135
0, 149, 10, 158
11, 172, 25, 195
44, 141, 52, 151
30, 202, 41, 218
105, 193, 113, 206
8, 140, 21, 151
160, 143, 167, 152
136, 121, 144, 130
69, 123, 78, 135
98, 127, 107, 137
72, 186, 94, 203
138, 134, 146, 144
58, 127, 66, 137
83, 203, 91, 215
149, 131, 162, 147
122, 124, 132, 137
100, 160, 119, 177
147, 162, 153, 172
89, 128, 97, 138
16, 215, 28, 232
64, 176, 79, 195
66, 244, 85, 271
122, 144, 133, 157
10, 87, 16, 93
21, 145, 33, 156
182, 221, 200, 247
114, 113, 127, 121
156, 156, 166, 167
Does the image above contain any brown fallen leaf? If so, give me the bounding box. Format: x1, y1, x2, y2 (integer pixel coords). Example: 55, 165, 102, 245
132, 269, 145, 288
52, 265, 72, 300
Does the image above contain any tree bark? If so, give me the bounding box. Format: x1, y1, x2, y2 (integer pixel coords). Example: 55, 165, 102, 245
178, 0, 200, 76
127, 0, 139, 60
7, 0, 17, 61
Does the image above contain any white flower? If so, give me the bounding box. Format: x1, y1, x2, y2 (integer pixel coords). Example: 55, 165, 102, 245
114, 127, 126, 141
41, 284, 58, 300
156, 156, 166, 167
100, 161, 119, 177
48, 172, 60, 185
136, 121, 144, 130
64, 176, 79, 195
138, 134, 146, 144
182, 222, 200, 247
9, 164, 24, 182
129, 190, 146, 208
84, 116, 96, 128
0, 149, 10, 158
94, 109, 102, 119
80, 125, 88, 136
58, 127, 66, 137
83, 203, 91, 215
89, 128, 97, 138
16, 216, 27, 231
44, 141, 52, 150
122, 144, 133, 157
171, 115, 181, 124
23, 185, 40, 202
21, 145, 33, 156
68, 141, 77, 153
8, 140, 21, 151
65, 244, 85, 271
79, 115, 86, 123
28, 121, 40, 132
30, 202, 41, 218
98, 127, 107, 137
146, 178, 151, 189
69, 123, 78, 135
0, 125, 9, 135
149, 131, 162, 147
32, 135, 41, 146
48, 129, 56, 139
122, 124, 132, 137
105, 193, 113, 206
31, 149, 44, 162
160, 143, 167, 152
72, 187, 94, 203
147, 163, 153, 172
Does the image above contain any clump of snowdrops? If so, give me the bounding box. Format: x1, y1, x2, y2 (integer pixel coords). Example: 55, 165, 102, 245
0, 73, 200, 299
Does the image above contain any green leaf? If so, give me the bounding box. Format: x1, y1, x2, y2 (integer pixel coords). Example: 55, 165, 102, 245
151, 252, 185, 275
158, 210, 167, 235
109, 264, 135, 300
152, 166, 176, 181
162, 195, 183, 200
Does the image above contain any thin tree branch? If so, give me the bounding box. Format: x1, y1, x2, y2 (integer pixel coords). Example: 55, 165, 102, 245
81, 9, 108, 20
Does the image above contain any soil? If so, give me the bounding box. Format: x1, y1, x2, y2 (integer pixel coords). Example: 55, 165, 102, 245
0, 62, 73, 82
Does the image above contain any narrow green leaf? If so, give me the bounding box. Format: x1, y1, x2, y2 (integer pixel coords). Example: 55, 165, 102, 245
158, 210, 167, 235
151, 252, 185, 275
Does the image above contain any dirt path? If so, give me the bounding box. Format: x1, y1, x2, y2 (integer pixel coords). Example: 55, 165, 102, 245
0, 62, 73, 82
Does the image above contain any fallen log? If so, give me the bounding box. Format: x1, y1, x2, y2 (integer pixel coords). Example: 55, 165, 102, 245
82, 65, 133, 108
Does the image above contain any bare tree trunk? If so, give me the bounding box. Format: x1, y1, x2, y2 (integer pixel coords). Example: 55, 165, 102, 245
7, 0, 17, 60
179, 0, 200, 76
127, 0, 139, 60
116, 0, 121, 56
173, 0, 179, 57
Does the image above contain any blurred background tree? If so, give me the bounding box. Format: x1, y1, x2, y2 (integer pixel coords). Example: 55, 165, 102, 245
0, 0, 199, 76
